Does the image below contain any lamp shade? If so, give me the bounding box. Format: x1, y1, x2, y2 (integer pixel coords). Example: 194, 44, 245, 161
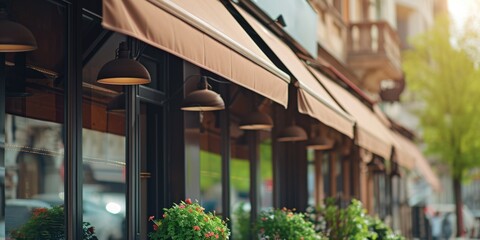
0, 9, 37, 52
239, 110, 273, 130
277, 125, 307, 142
106, 93, 125, 112
181, 89, 225, 111
306, 136, 334, 150
97, 42, 151, 85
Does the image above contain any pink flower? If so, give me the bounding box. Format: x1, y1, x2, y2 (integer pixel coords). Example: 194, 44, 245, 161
193, 225, 201, 231
163, 213, 167, 218
179, 205, 185, 209
153, 224, 158, 231
149, 216, 155, 221
185, 198, 192, 204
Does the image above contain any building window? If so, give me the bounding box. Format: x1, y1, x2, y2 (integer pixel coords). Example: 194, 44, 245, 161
230, 137, 250, 240
82, 32, 128, 240
199, 112, 223, 213
4, 0, 67, 237
322, 153, 331, 198
260, 139, 273, 209
307, 149, 315, 206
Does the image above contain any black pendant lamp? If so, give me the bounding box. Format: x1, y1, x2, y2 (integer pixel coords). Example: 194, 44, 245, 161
0, 7, 37, 52
277, 122, 307, 142
97, 42, 151, 85
181, 76, 225, 111
239, 110, 273, 130
306, 135, 334, 150
239, 94, 273, 130
306, 127, 334, 150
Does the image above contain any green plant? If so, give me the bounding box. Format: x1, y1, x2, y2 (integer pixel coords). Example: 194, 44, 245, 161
148, 198, 230, 240
319, 198, 376, 240
10, 205, 98, 240
367, 217, 404, 240
255, 207, 323, 240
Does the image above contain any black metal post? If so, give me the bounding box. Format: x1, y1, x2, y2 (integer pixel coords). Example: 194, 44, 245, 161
220, 85, 231, 229
248, 131, 260, 229
65, 0, 83, 238
0, 53, 5, 226
126, 84, 140, 239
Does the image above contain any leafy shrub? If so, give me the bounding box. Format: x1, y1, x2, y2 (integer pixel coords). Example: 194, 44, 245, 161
255, 207, 323, 240
310, 198, 406, 240
367, 217, 405, 240
320, 198, 375, 240
10, 205, 97, 240
148, 198, 230, 240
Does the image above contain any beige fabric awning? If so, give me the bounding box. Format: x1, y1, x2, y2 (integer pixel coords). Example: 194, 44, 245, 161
401, 138, 441, 192
102, 0, 290, 107
391, 132, 416, 170
234, 5, 354, 138
308, 67, 393, 159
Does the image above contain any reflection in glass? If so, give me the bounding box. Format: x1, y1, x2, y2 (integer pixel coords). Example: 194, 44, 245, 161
260, 139, 273, 209
3, 0, 67, 237
4, 115, 64, 237
322, 154, 330, 198
307, 149, 315, 206
199, 111, 223, 214
200, 150, 222, 213
230, 139, 250, 240
82, 33, 127, 240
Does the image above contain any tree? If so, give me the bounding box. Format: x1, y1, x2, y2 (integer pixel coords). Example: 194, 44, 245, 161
403, 15, 480, 237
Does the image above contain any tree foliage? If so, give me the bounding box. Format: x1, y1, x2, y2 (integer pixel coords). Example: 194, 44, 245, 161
403, 15, 480, 180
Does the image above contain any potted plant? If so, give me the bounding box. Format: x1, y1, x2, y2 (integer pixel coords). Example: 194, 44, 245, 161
148, 198, 230, 239
255, 207, 324, 240
10, 205, 98, 240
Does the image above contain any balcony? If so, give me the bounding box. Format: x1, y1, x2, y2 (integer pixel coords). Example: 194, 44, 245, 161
347, 21, 403, 93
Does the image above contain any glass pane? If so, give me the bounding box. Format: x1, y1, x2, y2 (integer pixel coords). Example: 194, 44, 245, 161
335, 154, 343, 196
231, 138, 250, 240
4, 0, 66, 238
200, 112, 222, 213
322, 153, 330, 197
307, 149, 315, 206
259, 139, 273, 209
82, 33, 127, 240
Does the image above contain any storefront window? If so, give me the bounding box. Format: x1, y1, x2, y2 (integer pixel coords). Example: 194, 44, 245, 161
260, 139, 273, 209
307, 149, 315, 206
322, 153, 330, 198
3, 0, 66, 237
335, 153, 343, 197
82, 33, 127, 240
230, 138, 250, 240
200, 112, 223, 213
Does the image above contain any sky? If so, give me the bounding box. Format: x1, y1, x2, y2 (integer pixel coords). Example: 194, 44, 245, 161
447, 0, 478, 29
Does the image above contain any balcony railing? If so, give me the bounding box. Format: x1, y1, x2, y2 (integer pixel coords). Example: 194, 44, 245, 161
347, 21, 402, 73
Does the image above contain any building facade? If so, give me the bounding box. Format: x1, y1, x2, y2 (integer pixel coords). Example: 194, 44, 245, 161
0, 0, 440, 239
